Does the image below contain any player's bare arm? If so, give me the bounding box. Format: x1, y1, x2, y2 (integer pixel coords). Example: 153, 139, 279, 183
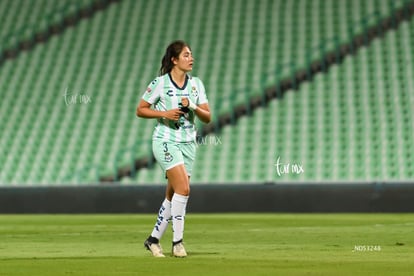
136, 99, 184, 121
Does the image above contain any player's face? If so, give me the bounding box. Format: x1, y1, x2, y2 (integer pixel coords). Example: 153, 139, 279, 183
173, 47, 194, 72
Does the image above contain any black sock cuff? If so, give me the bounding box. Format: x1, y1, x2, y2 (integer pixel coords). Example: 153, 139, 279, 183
148, 236, 159, 244
172, 239, 183, 246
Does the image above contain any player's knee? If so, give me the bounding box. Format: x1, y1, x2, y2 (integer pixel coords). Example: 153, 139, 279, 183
175, 183, 190, 196
179, 183, 190, 196
182, 185, 190, 196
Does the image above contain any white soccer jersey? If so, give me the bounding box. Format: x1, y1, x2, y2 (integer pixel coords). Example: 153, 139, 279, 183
142, 73, 208, 143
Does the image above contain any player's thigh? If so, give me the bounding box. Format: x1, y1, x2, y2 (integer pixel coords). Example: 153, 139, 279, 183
178, 142, 196, 176
166, 164, 190, 196
152, 139, 184, 173
153, 140, 189, 195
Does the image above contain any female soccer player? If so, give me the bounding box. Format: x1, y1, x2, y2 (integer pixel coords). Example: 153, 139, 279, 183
136, 40, 211, 257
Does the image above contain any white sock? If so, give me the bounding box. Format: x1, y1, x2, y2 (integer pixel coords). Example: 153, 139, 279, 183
150, 198, 172, 240
171, 193, 189, 243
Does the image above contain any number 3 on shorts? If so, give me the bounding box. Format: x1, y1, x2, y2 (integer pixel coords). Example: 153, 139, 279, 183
162, 142, 168, 152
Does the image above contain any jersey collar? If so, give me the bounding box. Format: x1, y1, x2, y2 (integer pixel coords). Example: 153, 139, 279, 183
168, 73, 189, 90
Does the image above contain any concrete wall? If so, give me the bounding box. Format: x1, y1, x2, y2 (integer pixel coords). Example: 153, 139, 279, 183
1, 182, 413, 213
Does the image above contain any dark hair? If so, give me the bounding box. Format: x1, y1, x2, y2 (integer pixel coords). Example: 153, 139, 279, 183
159, 40, 190, 75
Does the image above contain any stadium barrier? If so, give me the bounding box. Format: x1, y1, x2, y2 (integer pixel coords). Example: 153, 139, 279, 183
1, 182, 414, 213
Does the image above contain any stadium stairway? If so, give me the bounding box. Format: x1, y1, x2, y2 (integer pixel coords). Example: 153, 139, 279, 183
0, 0, 119, 62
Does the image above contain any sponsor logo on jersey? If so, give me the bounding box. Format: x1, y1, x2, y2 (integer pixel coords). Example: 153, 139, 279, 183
166, 90, 190, 97
175, 93, 190, 97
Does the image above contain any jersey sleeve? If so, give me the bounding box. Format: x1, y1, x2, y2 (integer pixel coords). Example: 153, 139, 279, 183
142, 77, 161, 104
196, 78, 208, 105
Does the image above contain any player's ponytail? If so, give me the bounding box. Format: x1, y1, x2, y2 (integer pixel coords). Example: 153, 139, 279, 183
159, 40, 190, 75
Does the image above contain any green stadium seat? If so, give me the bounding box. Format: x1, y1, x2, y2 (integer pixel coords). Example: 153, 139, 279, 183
0, 0, 411, 185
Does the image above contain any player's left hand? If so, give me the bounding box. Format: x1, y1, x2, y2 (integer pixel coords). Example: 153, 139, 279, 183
181, 97, 197, 112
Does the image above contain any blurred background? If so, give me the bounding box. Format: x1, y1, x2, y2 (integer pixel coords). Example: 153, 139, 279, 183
0, 0, 413, 212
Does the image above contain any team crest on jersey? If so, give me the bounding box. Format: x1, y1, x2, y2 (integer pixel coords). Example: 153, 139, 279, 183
191, 86, 198, 97
164, 152, 173, 162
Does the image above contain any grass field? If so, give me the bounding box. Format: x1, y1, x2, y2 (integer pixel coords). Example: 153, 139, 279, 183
0, 214, 413, 275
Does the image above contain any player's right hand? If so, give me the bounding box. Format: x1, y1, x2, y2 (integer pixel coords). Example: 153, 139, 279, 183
162, 108, 184, 121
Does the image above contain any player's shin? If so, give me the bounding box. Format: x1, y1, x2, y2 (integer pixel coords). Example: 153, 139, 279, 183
171, 193, 189, 243
150, 198, 172, 241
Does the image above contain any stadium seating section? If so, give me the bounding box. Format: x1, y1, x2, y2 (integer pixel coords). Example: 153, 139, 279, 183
0, 0, 412, 185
